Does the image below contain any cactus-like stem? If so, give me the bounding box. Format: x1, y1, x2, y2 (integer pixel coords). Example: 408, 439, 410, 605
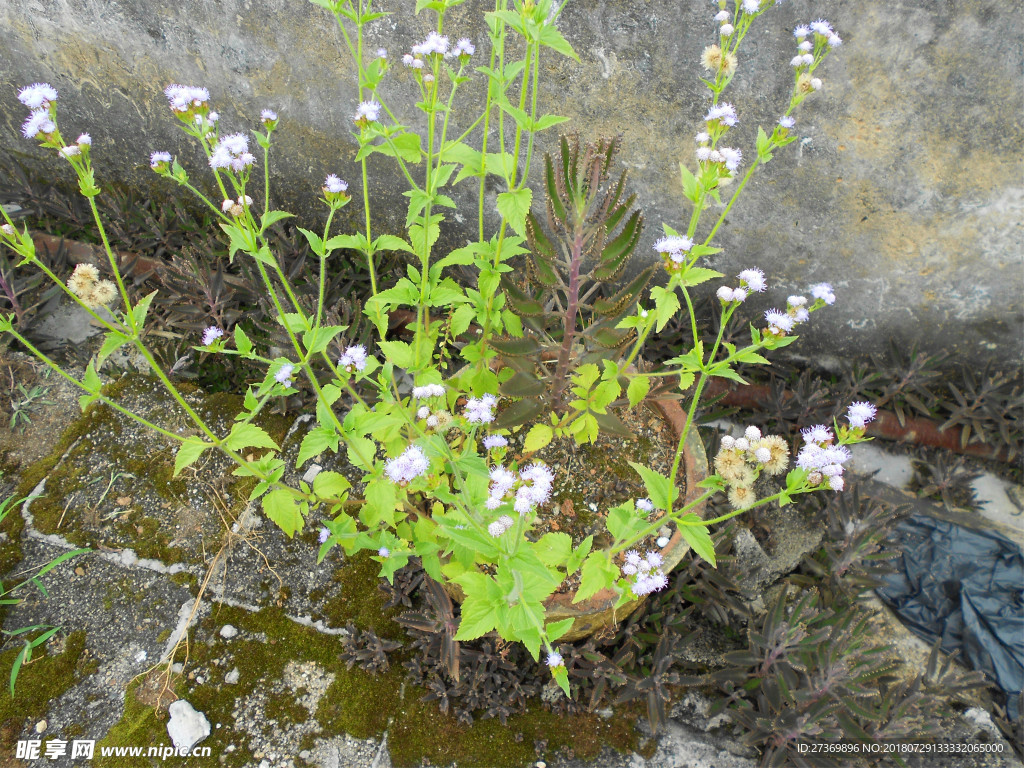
552, 230, 584, 401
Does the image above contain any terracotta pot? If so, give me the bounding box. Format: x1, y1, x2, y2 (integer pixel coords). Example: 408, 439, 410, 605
445, 396, 709, 643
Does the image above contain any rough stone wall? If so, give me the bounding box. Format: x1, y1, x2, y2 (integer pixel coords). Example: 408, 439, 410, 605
1, 0, 1021, 367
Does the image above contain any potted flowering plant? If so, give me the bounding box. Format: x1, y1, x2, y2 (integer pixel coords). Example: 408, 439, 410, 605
0, 0, 872, 696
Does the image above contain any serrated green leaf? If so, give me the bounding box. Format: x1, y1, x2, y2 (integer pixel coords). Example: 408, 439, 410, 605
297, 426, 339, 467
232, 325, 253, 357
627, 375, 650, 408
377, 340, 414, 369
524, 423, 553, 452
677, 513, 716, 565
263, 488, 304, 537
312, 470, 350, 499
627, 461, 677, 511
224, 423, 280, 452
538, 24, 579, 61
173, 438, 211, 477
302, 325, 346, 356
297, 227, 325, 257
97, 330, 130, 367
573, 551, 617, 604
496, 188, 532, 236
260, 209, 294, 232
131, 290, 157, 328
546, 617, 575, 642
534, 532, 572, 569
677, 266, 725, 288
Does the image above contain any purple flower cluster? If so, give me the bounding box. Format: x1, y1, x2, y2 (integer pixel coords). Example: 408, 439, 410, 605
621, 550, 669, 596
339, 344, 368, 372
413, 383, 445, 399
486, 462, 554, 515
202, 326, 224, 346
209, 133, 255, 172
164, 84, 210, 113
464, 394, 497, 424
487, 514, 515, 537
385, 444, 430, 485
796, 426, 851, 491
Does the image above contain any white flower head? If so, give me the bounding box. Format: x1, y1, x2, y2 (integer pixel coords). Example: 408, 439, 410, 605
22, 110, 55, 139
636, 498, 654, 512
465, 394, 498, 424
720, 23, 734, 35
18, 83, 58, 110
738, 268, 766, 293
546, 651, 564, 668
385, 445, 430, 485
324, 174, 348, 194
340, 344, 368, 371
653, 235, 693, 255
764, 308, 795, 334
76, 133, 92, 146
742, 0, 760, 13
801, 424, 834, 445
847, 401, 877, 429
261, 108, 278, 122
275, 362, 295, 387
354, 100, 381, 124
150, 151, 172, 169
202, 326, 224, 346
483, 435, 508, 450
809, 282, 836, 305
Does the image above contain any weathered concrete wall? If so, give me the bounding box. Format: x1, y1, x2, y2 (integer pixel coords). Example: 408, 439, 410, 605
1, 0, 1022, 367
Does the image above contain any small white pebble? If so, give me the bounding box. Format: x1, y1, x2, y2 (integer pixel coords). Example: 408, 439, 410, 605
657, 536, 670, 548
35, 720, 47, 734
219, 625, 238, 639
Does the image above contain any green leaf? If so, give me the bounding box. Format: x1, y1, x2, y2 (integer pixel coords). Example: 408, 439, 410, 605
496, 188, 532, 236
454, 590, 499, 641
534, 532, 572, 569
546, 617, 575, 642
302, 325, 346, 356
566, 536, 593, 576
263, 488, 304, 538
679, 162, 700, 203
372, 234, 414, 254
650, 285, 681, 333
297, 426, 339, 467
605, 503, 646, 543
361, 478, 398, 528
627, 375, 650, 408
131, 290, 157, 328
573, 551, 618, 604
78, 362, 102, 411
449, 304, 475, 337
756, 126, 773, 162
524, 423, 553, 452
297, 227, 326, 257
677, 266, 725, 288
234, 325, 254, 356
96, 330, 130, 367
532, 114, 571, 132
312, 470, 351, 499
260, 210, 294, 232
538, 24, 579, 60
377, 340, 414, 369
325, 233, 371, 253
224, 423, 280, 452
173, 438, 211, 477
627, 461, 677, 511
677, 513, 716, 566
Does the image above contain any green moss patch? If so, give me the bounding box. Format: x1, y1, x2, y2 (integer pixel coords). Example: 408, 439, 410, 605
0, 630, 88, 754
14, 374, 291, 569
